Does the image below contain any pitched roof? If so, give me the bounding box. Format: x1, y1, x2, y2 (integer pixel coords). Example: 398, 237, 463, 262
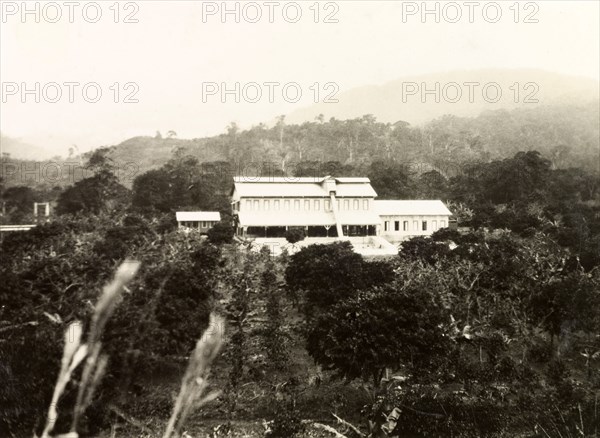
234, 176, 328, 183
374, 200, 452, 216
232, 176, 377, 198
234, 183, 327, 198
232, 176, 371, 183
176, 211, 221, 222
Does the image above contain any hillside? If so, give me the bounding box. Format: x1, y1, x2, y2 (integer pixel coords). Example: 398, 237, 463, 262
101, 101, 599, 185
0, 134, 55, 161
1, 100, 597, 192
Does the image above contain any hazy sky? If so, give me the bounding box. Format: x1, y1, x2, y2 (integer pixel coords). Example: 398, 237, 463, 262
1, 0, 599, 156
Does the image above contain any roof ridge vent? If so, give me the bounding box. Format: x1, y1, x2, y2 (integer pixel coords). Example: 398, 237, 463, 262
322, 176, 337, 194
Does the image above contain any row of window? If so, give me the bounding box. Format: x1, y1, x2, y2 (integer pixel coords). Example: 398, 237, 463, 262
384, 219, 446, 232
179, 221, 215, 228
240, 198, 370, 212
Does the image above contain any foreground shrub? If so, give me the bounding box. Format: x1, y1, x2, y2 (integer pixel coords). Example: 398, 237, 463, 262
0, 216, 223, 435
207, 221, 234, 245
307, 280, 452, 387
284, 228, 306, 245
265, 402, 306, 438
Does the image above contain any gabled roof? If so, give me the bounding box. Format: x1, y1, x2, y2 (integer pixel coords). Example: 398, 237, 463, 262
374, 200, 452, 216
335, 184, 378, 197
232, 176, 377, 198
176, 211, 221, 222
234, 176, 327, 183
234, 183, 327, 198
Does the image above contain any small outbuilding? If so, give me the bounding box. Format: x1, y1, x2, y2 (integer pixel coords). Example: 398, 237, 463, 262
176, 211, 221, 233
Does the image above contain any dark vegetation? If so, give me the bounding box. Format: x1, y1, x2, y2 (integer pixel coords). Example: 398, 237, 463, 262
0, 109, 599, 437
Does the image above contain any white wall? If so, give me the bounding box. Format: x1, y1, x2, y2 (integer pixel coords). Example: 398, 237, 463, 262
238, 197, 371, 213
380, 215, 450, 242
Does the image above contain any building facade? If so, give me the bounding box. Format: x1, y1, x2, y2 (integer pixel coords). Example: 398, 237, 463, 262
231, 176, 381, 238
231, 176, 452, 244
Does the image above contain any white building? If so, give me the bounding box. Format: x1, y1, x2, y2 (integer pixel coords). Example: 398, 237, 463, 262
231, 176, 381, 238
176, 211, 221, 233
231, 176, 453, 247
375, 200, 453, 243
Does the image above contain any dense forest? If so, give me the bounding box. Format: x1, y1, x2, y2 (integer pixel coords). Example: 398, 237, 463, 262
1, 104, 599, 437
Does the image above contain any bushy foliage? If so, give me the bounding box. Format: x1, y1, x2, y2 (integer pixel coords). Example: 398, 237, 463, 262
131, 154, 231, 214
265, 403, 306, 438
284, 227, 306, 244
56, 171, 130, 215
307, 279, 453, 386
207, 220, 234, 245
260, 259, 289, 370
285, 241, 394, 310
0, 214, 222, 435
1, 186, 35, 222
283, 229, 600, 436
55, 147, 130, 216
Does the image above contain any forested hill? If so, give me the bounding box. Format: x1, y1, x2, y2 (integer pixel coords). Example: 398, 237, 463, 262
102, 101, 599, 182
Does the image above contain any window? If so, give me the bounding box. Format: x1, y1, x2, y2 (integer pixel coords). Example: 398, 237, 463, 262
384, 221, 390, 231
432, 220, 437, 230
264, 200, 270, 211
325, 200, 331, 211
294, 200, 300, 211
413, 220, 418, 230
395, 221, 400, 231
440, 220, 446, 228
363, 199, 369, 210
202, 221, 207, 228
253, 200, 260, 210
274, 200, 280, 210
422, 221, 427, 231
284, 199, 290, 210
344, 199, 349, 210
314, 200, 320, 210
246, 200, 252, 211
304, 200, 311, 210
403, 221, 408, 231
353, 199, 359, 210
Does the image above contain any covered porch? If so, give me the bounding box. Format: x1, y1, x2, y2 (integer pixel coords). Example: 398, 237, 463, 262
236, 210, 380, 239
243, 225, 339, 238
